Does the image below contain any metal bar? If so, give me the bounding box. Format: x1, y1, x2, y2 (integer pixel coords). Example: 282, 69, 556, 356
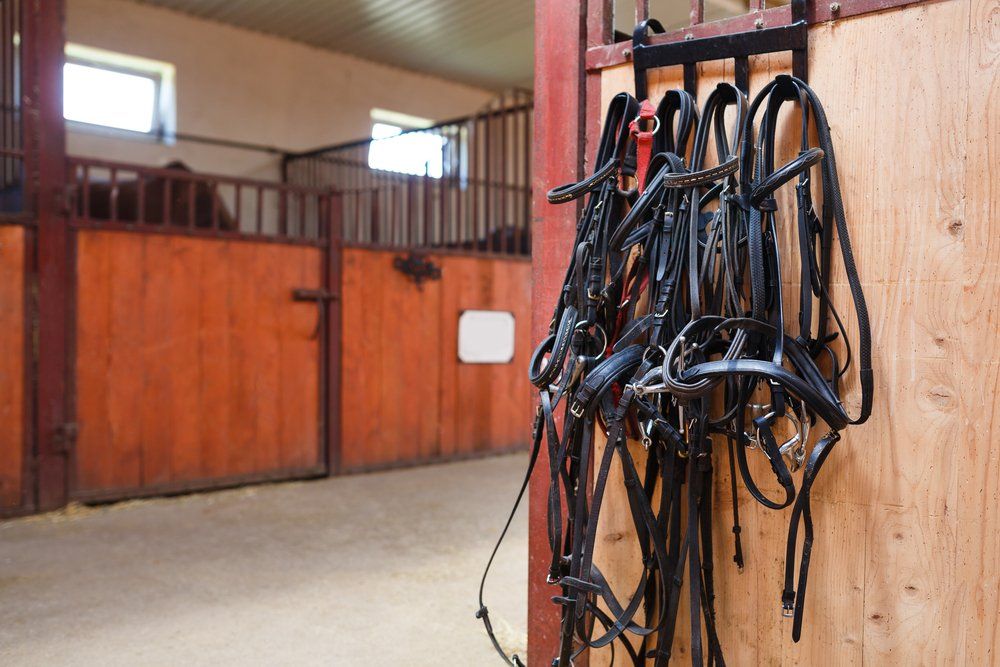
163, 178, 172, 225
234, 183, 241, 228
341, 240, 529, 262
472, 116, 480, 251
137, 174, 145, 224
632, 21, 807, 70
371, 186, 380, 244
406, 176, 415, 246
67, 219, 328, 247
587, 0, 921, 72
25, 0, 70, 510
636, 0, 650, 23
389, 180, 397, 246
434, 149, 444, 245
110, 168, 119, 221
735, 55, 750, 95
299, 192, 306, 238
355, 190, 362, 243
587, 6, 791, 70
322, 191, 342, 475
529, 0, 586, 660
66, 155, 329, 194
690, 0, 704, 25
500, 95, 508, 254
187, 180, 195, 227
211, 181, 219, 230
81, 165, 90, 220
484, 110, 492, 253
521, 107, 530, 253
256, 186, 262, 234
423, 174, 431, 247
455, 130, 463, 247
287, 103, 534, 159
278, 189, 287, 237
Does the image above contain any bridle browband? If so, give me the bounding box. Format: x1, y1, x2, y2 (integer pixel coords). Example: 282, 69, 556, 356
478, 74, 873, 666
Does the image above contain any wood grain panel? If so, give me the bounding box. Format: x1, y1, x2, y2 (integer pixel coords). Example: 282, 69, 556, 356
0, 225, 25, 510
582, 1, 995, 663
339, 247, 532, 472
74, 230, 323, 499
957, 0, 1000, 662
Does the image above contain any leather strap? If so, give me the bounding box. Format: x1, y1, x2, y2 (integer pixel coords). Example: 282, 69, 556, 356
479, 74, 874, 664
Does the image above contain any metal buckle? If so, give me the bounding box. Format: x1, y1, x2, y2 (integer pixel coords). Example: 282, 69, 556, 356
569, 402, 585, 418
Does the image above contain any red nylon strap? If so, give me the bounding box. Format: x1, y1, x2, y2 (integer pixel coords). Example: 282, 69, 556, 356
629, 99, 657, 194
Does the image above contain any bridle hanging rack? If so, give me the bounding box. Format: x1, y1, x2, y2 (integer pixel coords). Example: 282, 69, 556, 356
630, 0, 809, 99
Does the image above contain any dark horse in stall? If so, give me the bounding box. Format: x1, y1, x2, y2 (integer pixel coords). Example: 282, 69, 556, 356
78, 160, 237, 230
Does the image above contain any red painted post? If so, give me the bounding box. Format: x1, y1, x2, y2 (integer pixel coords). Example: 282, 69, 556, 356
324, 192, 343, 475
530, 0, 589, 663
690, 0, 705, 25
23, 0, 70, 510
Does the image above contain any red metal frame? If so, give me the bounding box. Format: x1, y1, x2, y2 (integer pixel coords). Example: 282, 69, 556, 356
586, 0, 930, 71
22, 0, 69, 511
323, 192, 343, 475
530, 1, 588, 663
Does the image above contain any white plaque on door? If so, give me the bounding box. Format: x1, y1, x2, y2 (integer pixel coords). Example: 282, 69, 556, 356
458, 310, 516, 364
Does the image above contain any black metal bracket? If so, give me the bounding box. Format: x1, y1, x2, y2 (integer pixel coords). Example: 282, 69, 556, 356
292, 288, 338, 340
393, 252, 441, 289
292, 288, 338, 303
632, 0, 808, 99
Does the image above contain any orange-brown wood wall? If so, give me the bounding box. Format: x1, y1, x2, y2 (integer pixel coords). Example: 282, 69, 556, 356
340, 247, 532, 471
0, 225, 25, 510
74, 230, 325, 500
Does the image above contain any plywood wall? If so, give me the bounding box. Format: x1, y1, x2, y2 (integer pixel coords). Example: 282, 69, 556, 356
0, 225, 24, 510
340, 247, 532, 471
590, 0, 999, 663
74, 230, 324, 500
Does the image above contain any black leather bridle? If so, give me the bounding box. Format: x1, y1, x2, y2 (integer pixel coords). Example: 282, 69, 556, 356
478, 74, 873, 666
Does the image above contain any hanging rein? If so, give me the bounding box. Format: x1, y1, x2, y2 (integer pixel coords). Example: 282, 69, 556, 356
478, 73, 873, 666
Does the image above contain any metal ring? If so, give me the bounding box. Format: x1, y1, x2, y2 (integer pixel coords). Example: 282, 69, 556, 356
632, 114, 661, 135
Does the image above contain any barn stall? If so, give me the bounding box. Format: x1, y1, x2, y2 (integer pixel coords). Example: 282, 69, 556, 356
0, 0, 532, 514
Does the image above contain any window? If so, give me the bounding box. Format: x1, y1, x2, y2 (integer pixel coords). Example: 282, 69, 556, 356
64, 63, 157, 132
63, 44, 175, 139
367, 109, 444, 178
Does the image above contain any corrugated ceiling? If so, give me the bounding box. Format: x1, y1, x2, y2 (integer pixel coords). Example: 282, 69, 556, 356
130, 0, 755, 91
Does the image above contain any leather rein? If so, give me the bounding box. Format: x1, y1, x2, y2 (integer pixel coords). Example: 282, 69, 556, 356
478, 74, 873, 666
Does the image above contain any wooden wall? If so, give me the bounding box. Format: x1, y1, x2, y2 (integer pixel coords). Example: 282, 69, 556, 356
74, 230, 324, 500
589, 1, 999, 664
340, 247, 532, 471
0, 225, 24, 510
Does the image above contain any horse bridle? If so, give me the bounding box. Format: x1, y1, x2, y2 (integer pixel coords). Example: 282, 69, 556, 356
478, 74, 873, 666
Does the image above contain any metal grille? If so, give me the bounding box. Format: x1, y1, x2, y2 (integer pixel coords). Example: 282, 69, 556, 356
0, 0, 22, 216
68, 156, 334, 246
285, 92, 532, 257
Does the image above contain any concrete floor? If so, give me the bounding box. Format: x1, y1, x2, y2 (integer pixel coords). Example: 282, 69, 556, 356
0, 453, 528, 666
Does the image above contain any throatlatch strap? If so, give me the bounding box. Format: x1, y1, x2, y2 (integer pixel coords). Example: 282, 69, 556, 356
630, 99, 657, 194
